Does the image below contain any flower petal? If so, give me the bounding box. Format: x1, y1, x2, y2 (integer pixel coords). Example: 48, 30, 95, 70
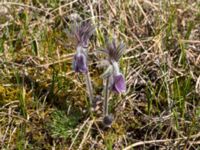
112, 74, 126, 93
73, 53, 88, 73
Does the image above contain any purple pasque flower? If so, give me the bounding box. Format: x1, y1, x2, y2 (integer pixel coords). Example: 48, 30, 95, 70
69, 21, 94, 73
109, 61, 126, 93
68, 21, 95, 106
73, 51, 88, 73
111, 72, 126, 93
100, 39, 126, 93
111, 73, 126, 93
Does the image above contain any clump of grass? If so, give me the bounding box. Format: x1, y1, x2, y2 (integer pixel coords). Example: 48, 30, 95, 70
47, 110, 80, 140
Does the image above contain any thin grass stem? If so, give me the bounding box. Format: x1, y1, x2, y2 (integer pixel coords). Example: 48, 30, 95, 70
85, 71, 94, 106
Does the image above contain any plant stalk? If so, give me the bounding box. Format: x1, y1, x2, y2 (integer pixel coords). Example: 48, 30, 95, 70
103, 77, 109, 117
85, 71, 94, 106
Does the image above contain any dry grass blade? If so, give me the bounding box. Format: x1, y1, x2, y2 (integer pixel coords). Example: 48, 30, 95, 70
78, 118, 94, 150
69, 117, 90, 150
124, 132, 200, 150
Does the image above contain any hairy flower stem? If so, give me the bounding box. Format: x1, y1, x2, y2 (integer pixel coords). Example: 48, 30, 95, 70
85, 72, 94, 106
103, 77, 109, 117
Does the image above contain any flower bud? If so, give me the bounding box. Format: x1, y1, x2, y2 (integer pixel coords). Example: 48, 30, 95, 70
103, 115, 113, 127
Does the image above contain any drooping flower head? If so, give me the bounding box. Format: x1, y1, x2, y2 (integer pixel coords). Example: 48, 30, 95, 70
69, 21, 95, 73
111, 73, 126, 93
73, 52, 88, 73
100, 38, 126, 93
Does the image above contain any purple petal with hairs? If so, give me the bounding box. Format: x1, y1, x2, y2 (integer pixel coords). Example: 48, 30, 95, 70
73, 53, 88, 73
111, 74, 126, 93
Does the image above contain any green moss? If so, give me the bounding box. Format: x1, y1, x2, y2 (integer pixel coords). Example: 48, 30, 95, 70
0, 85, 20, 106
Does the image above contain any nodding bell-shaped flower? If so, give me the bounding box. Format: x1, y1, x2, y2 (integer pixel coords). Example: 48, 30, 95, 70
99, 39, 126, 93
112, 73, 126, 93
110, 61, 126, 93
73, 52, 88, 73
68, 21, 95, 73
68, 21, 95, 106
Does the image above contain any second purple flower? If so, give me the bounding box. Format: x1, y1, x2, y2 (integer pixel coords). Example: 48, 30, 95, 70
100, 39, 126, 93
111, 73, 126, 93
